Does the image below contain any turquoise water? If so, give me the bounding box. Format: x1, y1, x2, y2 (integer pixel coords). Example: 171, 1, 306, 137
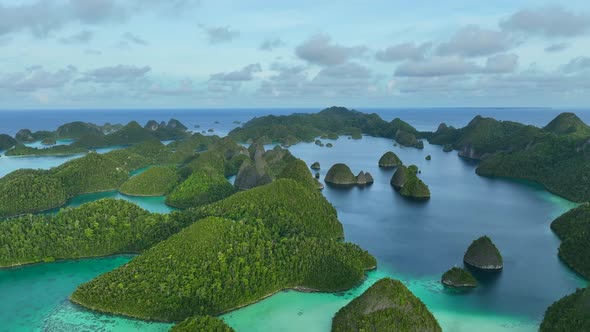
24, 139, 74, 149
0, 128, 588, 330
0, 145, 122, 178
0, 256, 171, 332
58, 191, 176, 214
222, 136, 586, 331
223, 268, 541, 332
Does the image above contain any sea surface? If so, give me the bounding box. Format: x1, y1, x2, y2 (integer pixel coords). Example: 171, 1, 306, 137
0, 107, 588, 332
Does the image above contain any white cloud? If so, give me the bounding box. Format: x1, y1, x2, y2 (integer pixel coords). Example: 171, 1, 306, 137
295, 34, 366, 66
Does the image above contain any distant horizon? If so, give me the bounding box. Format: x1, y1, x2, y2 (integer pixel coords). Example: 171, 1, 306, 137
0, 106, 587, 112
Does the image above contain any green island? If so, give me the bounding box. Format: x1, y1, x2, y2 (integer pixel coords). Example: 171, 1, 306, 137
390, 165, 430, 200
229, 106, 426, 148
325, 163, 372, 187
4, 119, 189, 155
15, 128, 54, 143
550, 203, 590, 279
540, 287, 590, 332
5, 144, 88, 156
378, 151, 402, 168
0, 199, 190, 267
441, 267, 477, 288
463, 236, 503, 270
0, 133, 17, 150
0, 133, 226, 217
119, 166, 180, 196
233, 144, 297, 190
171, 316, 236, 332
70, 179, 376, 322
428, 112, 590, 202
331, 277, 442, 332
1, 109, 589, 330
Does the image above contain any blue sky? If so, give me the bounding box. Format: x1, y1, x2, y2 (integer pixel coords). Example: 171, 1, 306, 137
0, 0, 589, 108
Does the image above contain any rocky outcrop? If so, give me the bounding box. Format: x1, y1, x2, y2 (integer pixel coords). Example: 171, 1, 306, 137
443, 144, 453, 152
458, 144, 489, 160
391, 165, 430, 200
234, 158, 272, 190
390, 165, 408, 190
15, 129, 34, 143
315, 178, 325, 190
463, 236, 503, 270
364, 172, 374, 184
248, 142, 265, 161
425, 155, 431, 161
310, 162, 321, 170
167, 118, 188, 130
378, 151, 402, 168
356, 171, 374, 185
394, 130, 424, 149
0, 134, 17, 150
325, 163, 357, 186
332, 278, 442, 332
441, 267, 477, 288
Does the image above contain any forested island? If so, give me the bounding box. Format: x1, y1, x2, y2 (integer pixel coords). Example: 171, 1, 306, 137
71, 179, 376, 322
1, 107, 589, 331
331, 278, 441, 332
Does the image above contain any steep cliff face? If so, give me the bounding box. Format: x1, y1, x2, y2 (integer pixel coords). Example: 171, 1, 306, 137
331, 278, 442, 332
325, 163, 357, 185
234, 157, 272, 190
463, 236, 503, 270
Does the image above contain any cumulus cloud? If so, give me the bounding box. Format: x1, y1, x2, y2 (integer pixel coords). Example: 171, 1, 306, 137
0, 0, 198, 37
259, 38, 284, 51
208, 63, 261, 94
436, 25, 512, 57
258, 62, 375, 98
210, 63, 262, 82
295, 34, 367, 66
59, 30, 94, 44
500, 7, 590, 37
484, 54, 519, 73
79, 65, 151, 83
395, 56, 480, 77
199, 25, 239, 44
0, 65, 77, 91
544, 42, 569, 53
562, 57, 590, 73
395, 53, 518, 78
376, 42, 431, 62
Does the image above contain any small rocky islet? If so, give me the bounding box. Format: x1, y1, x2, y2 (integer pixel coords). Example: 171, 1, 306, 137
378, 151, 402, 168
463, 236, 503, 270
325, 163, 373, 187
390, 165, 430, 200
441, 267, 477, 288
332, 277, 442, 332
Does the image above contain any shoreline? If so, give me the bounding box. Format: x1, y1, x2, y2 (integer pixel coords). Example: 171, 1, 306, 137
0, 253, 137, 270
68, 265, 377, 325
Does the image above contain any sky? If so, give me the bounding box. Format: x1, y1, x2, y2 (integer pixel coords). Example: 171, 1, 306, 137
0, 0, 589, 109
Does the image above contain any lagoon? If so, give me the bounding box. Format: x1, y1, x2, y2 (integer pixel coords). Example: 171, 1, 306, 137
1, 110, 588, 331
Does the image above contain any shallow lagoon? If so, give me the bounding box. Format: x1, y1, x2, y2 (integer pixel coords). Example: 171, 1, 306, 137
0, 135, 587, 331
